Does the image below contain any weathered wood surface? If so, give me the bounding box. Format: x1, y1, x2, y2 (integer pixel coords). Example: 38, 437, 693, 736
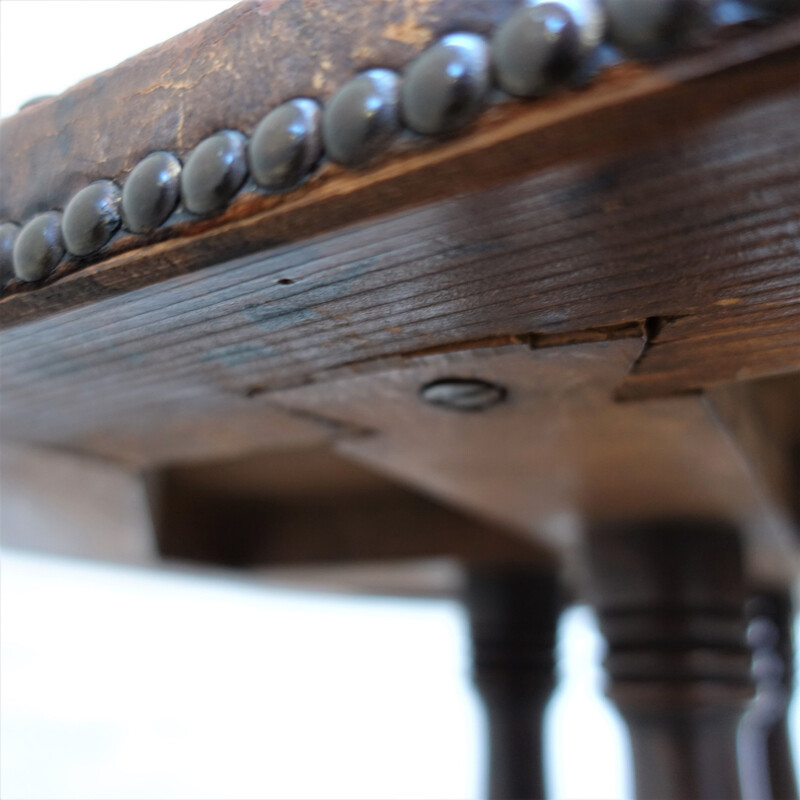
69, 398, 335, 469
148, 448, 550, 568
268, 340, 799, 585
0, 21, 798, 326
1, 82, 798, 467
0, 444, 155, 565
0, 5, 798, 586
0, 0, 519, 224
0, 442, 548, 595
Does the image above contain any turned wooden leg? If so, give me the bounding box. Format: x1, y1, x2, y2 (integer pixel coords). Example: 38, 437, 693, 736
464, 566, 561, 800
586, 519, 754, 800
739, 589, 799, 800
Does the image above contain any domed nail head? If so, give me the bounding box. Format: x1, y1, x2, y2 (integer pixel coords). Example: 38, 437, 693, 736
249, 99, 323, 192
122, 151, 182, 233
181, 130, 249, 216
532, 0, 607, 57
323, 70, 401, 168
63, 180, 122, 257
493, 3, 584, 97
0, 222, 20, 286
12, 212, 65, 283
605, 0, 714, 59
401, 33, 491, 136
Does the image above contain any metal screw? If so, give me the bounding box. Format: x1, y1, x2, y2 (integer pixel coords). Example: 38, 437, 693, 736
420, 377, 507, 412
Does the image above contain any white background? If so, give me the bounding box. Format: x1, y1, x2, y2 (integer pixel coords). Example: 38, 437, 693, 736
1, 551, 631, 800
0, 2, 796, 798
0, 1, 238, 119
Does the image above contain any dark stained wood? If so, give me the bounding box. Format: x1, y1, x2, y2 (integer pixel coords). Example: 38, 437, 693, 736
271, 342, 800, 585
61, 397, 337, 470
0, 0, 520, 223
465, 567, 561, 800
0, 442, 551, 590
0, 2, 798, 630
1, 83, 799, 469
586, 519, 753, 800
1, 8, 798, 793
618, 303, 800, 400
739, 589, 799, 800
146, 447, 552, 568
0, 21, 798, 325
707, 373, 800, 529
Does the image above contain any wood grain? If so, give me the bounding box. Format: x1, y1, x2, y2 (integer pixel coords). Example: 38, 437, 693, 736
1, 21, 798, 325
1, 441, 549, 595
269, 340, 800, 584
1, 9, 798, 580
0, 0, 519, 223
1, 83, 798, 464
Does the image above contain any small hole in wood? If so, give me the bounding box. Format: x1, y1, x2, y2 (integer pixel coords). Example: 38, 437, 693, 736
277, 278, 294, 285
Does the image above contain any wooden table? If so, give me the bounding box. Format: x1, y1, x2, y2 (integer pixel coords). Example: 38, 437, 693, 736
1, 1, 799, 797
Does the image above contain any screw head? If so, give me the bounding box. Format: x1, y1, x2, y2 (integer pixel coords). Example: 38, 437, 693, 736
420, 378, 507, 412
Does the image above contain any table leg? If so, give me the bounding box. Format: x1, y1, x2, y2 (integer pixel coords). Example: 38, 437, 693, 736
740, 589, 799, 800
586, 519, 753, 800
464, 566, 561, 800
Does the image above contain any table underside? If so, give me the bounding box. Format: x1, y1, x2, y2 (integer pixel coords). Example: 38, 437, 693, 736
0, 2, 798, 595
